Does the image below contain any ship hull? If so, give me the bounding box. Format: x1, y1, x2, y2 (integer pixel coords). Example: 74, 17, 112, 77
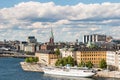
42, 68, 95, 78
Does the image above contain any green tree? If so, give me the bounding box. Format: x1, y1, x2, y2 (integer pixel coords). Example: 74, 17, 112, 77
99, 59, 107, 69
29, 57, 34, 63
55, 58, 63, 66
25, 58, 30, 63
55, 56, 75, 67
62, 57, 67, 66
55, 59, 59, 66
55, 48, 60, 56
86, 61, 93, 69
78, 61, 86, 67
33, 57, 39, 63
67, 56, 74, 66
25, 57, 39, 63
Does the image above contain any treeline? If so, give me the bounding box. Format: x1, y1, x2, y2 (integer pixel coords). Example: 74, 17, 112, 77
55, 56, 75, 66
55, 55, 107, 69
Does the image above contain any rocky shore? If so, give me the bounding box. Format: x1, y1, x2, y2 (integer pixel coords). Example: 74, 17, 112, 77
94, 70, 120, 78
20, 62, 43, 72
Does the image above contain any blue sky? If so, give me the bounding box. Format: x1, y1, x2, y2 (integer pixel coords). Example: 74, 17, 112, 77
0, 0, 120, 42
0, 0, 120, 8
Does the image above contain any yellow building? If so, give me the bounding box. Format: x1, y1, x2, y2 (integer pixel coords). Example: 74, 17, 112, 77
76, 49, 106, 67
35, 50, 58, 66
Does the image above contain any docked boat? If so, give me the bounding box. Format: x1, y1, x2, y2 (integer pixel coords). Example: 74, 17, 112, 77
42, 67, 96, 78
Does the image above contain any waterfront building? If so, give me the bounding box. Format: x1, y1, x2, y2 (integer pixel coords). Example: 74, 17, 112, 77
36, 44, 41, 52
41, 44, 56, 51
83, 34, 106, 44
24, 43, 36, 52
106, 50, 120, 70
35, 50, 58, 66
19, 41, 28, 51
76, 49, 106, 67
60, 47, 76, 58
27, 36, 37, 43
111, 39, 120, 49
117, 44, 120, 49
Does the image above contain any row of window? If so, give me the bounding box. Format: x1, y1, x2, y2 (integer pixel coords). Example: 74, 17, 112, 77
81, 54, 105, 56
81, 52, 106, 53
77, 57, 105, 61
77, 60, 101, 64
81, 58, 103, 60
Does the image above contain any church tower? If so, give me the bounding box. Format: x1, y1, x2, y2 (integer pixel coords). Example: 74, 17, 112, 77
49, 27, 54, 45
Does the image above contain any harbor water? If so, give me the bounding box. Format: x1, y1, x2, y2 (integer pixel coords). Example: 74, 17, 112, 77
0, 57, 119, 80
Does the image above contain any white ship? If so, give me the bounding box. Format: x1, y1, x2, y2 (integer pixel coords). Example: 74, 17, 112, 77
42, 67, 96, 78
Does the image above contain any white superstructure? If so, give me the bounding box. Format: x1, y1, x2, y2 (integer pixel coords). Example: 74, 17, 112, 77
42, 67, 95, 78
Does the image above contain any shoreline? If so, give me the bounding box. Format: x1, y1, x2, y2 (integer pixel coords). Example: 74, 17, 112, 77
20, 62, 43, 72
94, 70, 120, 78
20, 62, 120, 78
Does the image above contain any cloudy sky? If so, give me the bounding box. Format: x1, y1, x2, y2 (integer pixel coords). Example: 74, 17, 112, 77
0, 0, 120, 42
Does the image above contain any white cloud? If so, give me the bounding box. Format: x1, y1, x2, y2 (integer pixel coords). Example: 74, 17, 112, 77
0, 1, 120, 42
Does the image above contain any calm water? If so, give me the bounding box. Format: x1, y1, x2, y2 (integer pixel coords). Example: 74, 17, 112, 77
0, 58, 119, 80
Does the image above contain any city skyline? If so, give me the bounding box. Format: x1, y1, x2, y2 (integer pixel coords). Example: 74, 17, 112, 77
0, 0, 120, 42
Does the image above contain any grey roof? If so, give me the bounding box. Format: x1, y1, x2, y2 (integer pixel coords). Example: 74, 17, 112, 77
36, 50, 55, 54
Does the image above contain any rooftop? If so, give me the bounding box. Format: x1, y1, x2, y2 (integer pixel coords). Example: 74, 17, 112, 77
36, 50, 55, 54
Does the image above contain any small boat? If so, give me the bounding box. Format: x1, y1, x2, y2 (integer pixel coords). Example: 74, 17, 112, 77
42, 66, 96, 78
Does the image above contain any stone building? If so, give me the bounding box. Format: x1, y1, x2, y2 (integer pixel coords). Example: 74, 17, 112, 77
76, 48, 106, 67
35, 50, 58, 66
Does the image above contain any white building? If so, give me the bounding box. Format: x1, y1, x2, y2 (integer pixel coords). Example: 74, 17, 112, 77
60, 48, 76, 58
106, 50, 120, 70
83, 34, 106, 44
24, 43, 36, 52
116, 50, 120, 70
19, 41, 28, 51
106, 51, 116, 66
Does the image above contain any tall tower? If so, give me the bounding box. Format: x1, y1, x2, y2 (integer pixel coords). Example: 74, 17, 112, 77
49, 27, 54, 45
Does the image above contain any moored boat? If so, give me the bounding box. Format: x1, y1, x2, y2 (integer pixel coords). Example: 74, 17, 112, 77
42, 67, 96, 78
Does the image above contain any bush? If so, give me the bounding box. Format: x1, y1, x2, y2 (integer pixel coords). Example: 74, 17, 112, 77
25, 57, 39, 63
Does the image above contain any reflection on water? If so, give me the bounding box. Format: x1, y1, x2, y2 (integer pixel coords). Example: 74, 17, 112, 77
0, 58, 120, 80
43, 74, 95, 80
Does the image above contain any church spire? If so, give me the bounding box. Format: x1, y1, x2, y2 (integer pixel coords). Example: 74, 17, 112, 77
50, 27, 54, 38
49, 27, 54, 45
